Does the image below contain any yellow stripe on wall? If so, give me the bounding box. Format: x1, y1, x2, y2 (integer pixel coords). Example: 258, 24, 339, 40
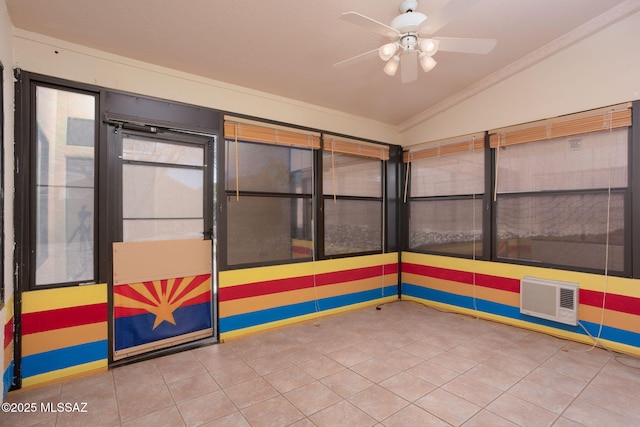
21, 322, 108, 357
402, 252, 640, 297
221, 253, 397, 288
3, 345, 12, 372
21, 360, 108, 389
220, 275, 397, 317
22, 284, 108, 313
402, 273, 519, 308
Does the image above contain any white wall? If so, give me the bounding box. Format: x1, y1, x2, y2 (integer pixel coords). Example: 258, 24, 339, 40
0, 0, 14, 399
11, 30, 398, 145
400, 9, 640, 146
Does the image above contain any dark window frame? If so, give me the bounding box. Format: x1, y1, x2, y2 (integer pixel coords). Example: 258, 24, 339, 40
405, 135, 491, 261
320, 150, 386, 259
14, 72, 102, 291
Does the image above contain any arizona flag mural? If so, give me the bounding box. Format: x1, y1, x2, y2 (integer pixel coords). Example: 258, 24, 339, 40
114, 274, 212, 355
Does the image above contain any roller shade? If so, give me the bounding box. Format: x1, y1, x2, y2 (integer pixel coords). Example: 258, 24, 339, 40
224, 116, 320, 149
489, 103, 632, 148
324, 135, 389, 160
403, 132, 485, 163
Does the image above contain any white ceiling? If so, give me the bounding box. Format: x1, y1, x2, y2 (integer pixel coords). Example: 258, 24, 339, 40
5, 0, 638, 129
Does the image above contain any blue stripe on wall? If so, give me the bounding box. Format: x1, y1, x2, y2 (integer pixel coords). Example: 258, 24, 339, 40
220, 285, 398, 333
402, 282, 640, 348
21, 340, 108, 378
3, 360, 14, 398
115, 301, 212, 351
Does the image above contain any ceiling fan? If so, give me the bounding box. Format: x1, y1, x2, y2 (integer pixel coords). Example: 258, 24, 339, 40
334, 0, 497, 83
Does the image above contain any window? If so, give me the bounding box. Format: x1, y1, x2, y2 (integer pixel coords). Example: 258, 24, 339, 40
121, 134, 206, 242
491, 104, 631, 274
406, 134, 485, 257
33, 85, 97, 286
323, 136, 388, 256
224, 118, 319, 266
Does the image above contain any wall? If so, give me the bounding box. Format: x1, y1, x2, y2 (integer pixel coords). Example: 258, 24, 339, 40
1, 0, 14, 399
219, 253, 398, 340
11, 30, 397, 145
402, 252, 640, 357
400, 9, 640, 145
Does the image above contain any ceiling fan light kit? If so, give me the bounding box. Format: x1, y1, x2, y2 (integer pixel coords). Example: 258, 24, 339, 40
335, 0, 497, 83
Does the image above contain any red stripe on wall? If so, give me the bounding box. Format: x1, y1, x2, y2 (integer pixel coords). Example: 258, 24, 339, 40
114, 306, 149, 318
22, 303, 108, 335
580, 289, 640, 316
220, 263, 398, 302
4, 316, 12, 349
402, 263, 519, 293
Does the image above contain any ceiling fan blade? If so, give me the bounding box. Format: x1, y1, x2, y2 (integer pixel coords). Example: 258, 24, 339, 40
340, 12, 399, 38
420, 0, 481, 35
435, 37, 497, 54
400, 51, 418, 83
333, 48, 380, 69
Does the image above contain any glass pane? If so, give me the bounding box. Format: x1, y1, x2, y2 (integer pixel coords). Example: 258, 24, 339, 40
35, 86, 95, 285
409, 199, 483, 256
497, 128, 628, 193
123, 136, 204, 166
324, 199, 381, 255
123, 164, 203, 219
411, 150, 484, 197
225, 141, 312, 193
323, 152, 381, 197
227, 196, 312, 265
497, 193, 624, 271
123, 219, 203, 242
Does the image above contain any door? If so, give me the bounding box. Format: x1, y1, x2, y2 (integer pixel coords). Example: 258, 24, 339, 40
110, 128, 216, 360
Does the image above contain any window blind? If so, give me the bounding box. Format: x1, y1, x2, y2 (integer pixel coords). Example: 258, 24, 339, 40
489, 103, 632, 148
224, 116, 320, 149
403, 132, 485, 163
323, 135, 389, 160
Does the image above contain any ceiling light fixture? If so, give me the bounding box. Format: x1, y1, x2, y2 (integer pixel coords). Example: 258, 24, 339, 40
383, 55, 400, 76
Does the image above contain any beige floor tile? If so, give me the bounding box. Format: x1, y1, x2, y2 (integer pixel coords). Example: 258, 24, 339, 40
428, 351, 478, 373
241, 395, 304, 427
121, 405, 185, 427
562, 398, 638, 427
441, 375, 502, 407
167, 372, 220, 402
381, 404, 450, 427
326, 346, 373, 367
463, 363, 521, 391
177, 389, 237, 427
298, 354, 346, 379
406, 360, 458, 386
200, 411, 250, 427
508, 378, 574, 414
309, 400, 376, 427
284, 381, 342, 416
524, 367, 588, 396
462, 409, 518, 427
486, 393, 557, 427
320, 369, 374, 398
262, 365, 315, 394
578, 382, 640, 420
350, 358, 402, 383
348, 385, 409, 422
117, 383, 174, 422
224, 377, 279, 409
415, 388, 480, 426
379, 372, 436, 402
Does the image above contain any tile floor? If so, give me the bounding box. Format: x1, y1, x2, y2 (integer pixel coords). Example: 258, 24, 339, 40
3, 300, 640, 426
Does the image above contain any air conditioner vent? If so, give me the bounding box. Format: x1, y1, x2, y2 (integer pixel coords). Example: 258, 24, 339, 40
520, 276, 579, 326
559, 288, 575, 310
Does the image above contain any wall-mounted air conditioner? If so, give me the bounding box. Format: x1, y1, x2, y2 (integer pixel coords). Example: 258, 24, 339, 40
520, 276, 579, 326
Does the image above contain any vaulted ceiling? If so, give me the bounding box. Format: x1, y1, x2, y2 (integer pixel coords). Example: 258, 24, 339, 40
6, 0, 638, 130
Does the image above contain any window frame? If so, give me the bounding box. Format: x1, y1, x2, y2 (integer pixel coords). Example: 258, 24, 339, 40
221, 117, 319, 269
404, 134, 491, 260
321, 149, 386, 259
14, 72, 102, 291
